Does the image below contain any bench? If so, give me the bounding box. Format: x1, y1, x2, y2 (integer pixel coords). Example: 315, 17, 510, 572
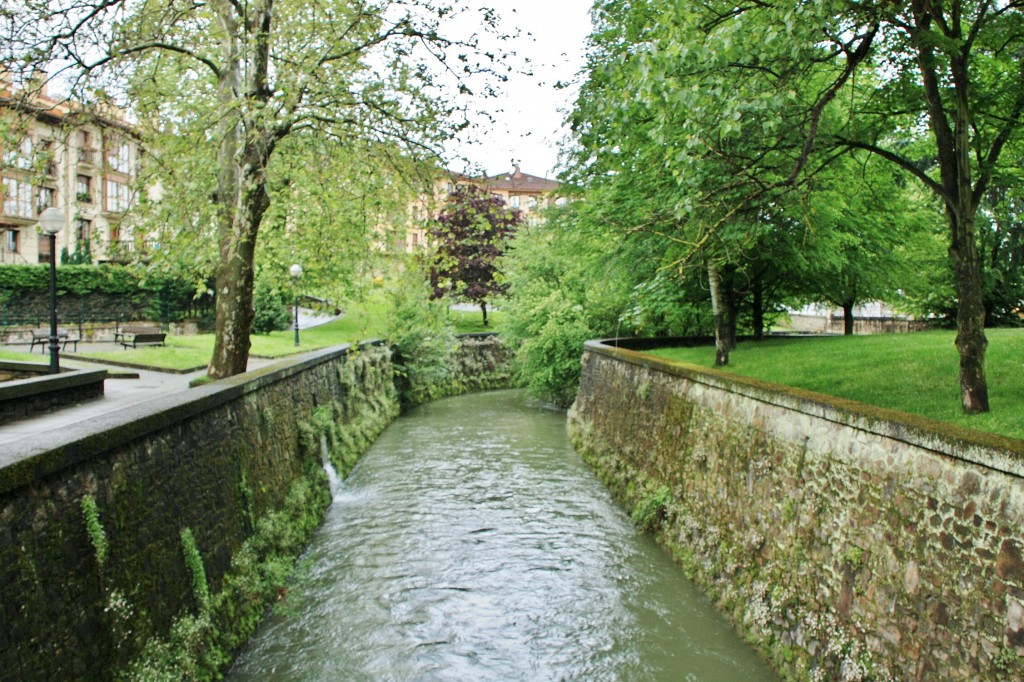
116, 324, 166, 349
29, 328, 79, 353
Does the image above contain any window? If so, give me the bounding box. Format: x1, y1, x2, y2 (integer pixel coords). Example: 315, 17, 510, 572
37, 186, 55, 214
4, 229, 18, 253
77, 175, 92, 202
37, 140, 55, 175
526, 196, 537, 209
3, 137, 33, 170
105, 178, 131, 212
79, 130, 96, 164
107, 137, 131, 174
76, 218, 92, 243
509, 195, 521, 208
2, 178, 34, 218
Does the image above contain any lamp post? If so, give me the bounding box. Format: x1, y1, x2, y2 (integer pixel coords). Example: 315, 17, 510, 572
38, 207, 65, 374
290, 263, 302, 347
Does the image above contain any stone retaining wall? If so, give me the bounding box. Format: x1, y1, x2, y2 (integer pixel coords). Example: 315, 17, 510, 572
568, 340, 1024, 681
0, 343, 398, 681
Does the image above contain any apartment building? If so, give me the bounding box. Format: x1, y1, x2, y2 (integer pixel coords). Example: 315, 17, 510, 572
1, 77, 140, 265
402, 164, 562, 251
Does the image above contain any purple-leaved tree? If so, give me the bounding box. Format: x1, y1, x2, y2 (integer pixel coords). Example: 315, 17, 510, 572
429, 185, 521, 326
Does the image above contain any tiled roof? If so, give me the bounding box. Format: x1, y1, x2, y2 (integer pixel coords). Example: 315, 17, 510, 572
482, 166, 560, 193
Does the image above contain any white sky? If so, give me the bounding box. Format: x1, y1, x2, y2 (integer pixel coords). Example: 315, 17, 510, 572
443, 0, 593, 180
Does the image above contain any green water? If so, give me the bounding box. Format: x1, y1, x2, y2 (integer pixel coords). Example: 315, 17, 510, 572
228, 390, 777, 681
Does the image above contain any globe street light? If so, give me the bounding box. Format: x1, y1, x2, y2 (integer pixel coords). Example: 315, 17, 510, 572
290, 263, 303, 347
38, 207, 65, 374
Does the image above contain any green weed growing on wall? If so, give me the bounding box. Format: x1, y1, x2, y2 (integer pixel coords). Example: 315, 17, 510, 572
123, 478, 330, 681
81, 495, 109, 568
179, 528, 209, 612
631, 485, 673, 532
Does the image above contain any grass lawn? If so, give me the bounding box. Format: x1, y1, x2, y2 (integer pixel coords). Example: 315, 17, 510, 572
446, 306, 505, 334
647, 328, 1024, 441
2, 298, 504, 373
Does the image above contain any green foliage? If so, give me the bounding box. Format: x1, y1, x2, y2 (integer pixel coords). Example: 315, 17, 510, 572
61, 239, 93, 265
81, 495, 108, 568
251, 279, 292, 334
502, 204, 709, 407
384, 258, 457, 406
179, 529, 209, 612
0, 264, 204, 322
631, 485, 673, 533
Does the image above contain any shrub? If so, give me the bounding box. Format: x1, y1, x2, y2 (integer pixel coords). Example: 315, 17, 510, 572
251, 279, 292, 334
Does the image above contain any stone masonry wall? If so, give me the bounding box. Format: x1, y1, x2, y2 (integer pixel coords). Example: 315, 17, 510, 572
568, 341, 1024, 681
0, 343, 398, 681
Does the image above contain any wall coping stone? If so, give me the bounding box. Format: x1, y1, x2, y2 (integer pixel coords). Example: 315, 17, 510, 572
0, 341, 385, 496
0, 362, 108, 400
586, 338, 1024, 478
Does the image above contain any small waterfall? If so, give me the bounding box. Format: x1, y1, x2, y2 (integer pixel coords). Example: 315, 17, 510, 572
321, 434, 342, 499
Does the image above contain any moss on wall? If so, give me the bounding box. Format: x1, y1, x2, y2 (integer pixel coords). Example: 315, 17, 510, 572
569, 346, 1024, 681
400, 334, 515, 410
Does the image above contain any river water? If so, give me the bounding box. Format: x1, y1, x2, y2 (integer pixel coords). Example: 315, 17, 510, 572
228, 390, 776, 681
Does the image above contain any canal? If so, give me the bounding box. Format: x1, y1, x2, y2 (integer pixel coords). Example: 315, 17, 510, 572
228, 390, 776, 681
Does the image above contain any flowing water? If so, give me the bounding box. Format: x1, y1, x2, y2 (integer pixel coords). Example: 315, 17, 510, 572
228, 390, 777, 681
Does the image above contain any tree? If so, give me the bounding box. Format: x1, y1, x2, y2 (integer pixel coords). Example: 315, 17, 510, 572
5, 0, 505, 378
428, 184, 520, 326
568, 0, 1024, 412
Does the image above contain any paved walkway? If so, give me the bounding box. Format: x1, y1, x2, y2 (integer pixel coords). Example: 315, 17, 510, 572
0, 308, 338, 447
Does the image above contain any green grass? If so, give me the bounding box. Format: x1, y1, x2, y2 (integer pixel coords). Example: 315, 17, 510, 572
647, 329, 1024, 441
79, 338, 215, 371
2, 297, 500, 373
446, 307, 505, 334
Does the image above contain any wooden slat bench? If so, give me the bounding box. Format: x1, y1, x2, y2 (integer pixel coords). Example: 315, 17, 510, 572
115, 324, 166, 349
29, 328, 79, 352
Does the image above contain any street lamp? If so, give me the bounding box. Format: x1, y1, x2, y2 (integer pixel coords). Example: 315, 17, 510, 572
290, 263, 302, 347
38, 207, 65, 374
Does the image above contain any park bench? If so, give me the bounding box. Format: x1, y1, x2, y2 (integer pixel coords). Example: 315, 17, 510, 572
29, 328, 79, 353
115, 324, 166, 349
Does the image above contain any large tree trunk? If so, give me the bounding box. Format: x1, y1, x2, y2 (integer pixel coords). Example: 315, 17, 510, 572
207, 0, 276, 380
915, 12, 990, 413
708, 264, 730, 366
950, 210, 989, 413
751, 276, 765, 341
842, 299, 855, 336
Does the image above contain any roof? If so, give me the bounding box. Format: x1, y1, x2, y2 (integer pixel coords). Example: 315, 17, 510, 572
482, 165, 560, 193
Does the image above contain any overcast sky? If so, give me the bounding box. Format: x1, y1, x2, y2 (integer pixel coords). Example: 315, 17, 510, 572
443, 1, 593, 180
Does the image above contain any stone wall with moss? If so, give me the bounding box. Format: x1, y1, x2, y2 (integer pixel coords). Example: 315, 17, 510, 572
399, 333, 515, 409
0, 342, 398, 681
568, 340, 1024, 681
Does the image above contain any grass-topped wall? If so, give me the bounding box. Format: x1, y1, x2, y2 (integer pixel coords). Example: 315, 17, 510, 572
568, 339, 1024, 681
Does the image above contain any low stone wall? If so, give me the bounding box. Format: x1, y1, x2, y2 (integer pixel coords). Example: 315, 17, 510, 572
0, 343, 399, 681
0, 361, 107, 425
568, 340, 1024, 681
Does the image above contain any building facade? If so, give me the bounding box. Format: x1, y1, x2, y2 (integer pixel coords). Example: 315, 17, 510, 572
1, 78, 140, 265
401, 164, 562, 252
